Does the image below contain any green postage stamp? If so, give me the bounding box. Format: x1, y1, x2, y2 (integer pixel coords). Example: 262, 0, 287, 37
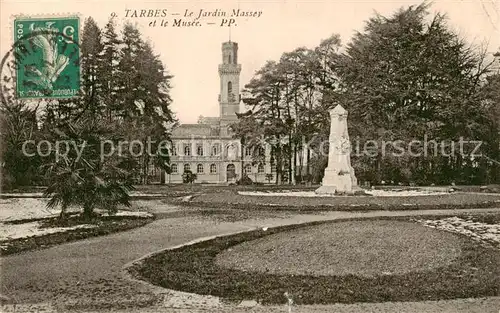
13, 16, 80, 99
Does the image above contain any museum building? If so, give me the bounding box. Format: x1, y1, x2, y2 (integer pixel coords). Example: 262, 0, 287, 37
165, 41, 273, 183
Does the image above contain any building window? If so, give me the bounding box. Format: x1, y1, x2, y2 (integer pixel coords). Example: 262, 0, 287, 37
196, 144, 203, 156
258, 146, 265, 156
258, 163, 264, 173
171, 145, 177, 156
171, 164, 178, 173
271, 164, 276, 173
210, 164, 217, 174
197, 164, 204, 174
183, 164, 190, 172
245, 164, 252, 174
184, 144, 191, 156
211, 144, 220, 156
245, 147, 252, 156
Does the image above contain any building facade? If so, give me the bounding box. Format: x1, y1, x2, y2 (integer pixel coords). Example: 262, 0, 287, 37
165, 41, 272, 184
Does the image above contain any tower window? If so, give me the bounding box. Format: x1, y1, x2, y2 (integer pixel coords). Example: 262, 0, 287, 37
227, 81, 232, 95
228, 54, 232, 64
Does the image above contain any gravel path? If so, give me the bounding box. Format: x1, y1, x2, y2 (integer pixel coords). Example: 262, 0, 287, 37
1, 203, 500, 313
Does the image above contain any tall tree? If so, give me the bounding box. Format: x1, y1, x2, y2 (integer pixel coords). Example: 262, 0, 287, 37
333, 3, 493, 184
80, 17, 104, 118
0, 54, 43, 189
115, 24, 175, 183
100, 17, 121, 121
478, 70, 500, 183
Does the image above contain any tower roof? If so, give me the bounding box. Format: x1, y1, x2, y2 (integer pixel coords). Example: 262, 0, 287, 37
222, 41, 238, 48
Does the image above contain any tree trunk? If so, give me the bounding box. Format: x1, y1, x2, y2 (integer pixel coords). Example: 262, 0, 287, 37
276, 137, 282, 185
240, 138, 245, 180
59, 205, 67, 220
293, 143, 297, 185
83, 204, 94, 221
306, 147, 311, 182
288, 132, 293, 185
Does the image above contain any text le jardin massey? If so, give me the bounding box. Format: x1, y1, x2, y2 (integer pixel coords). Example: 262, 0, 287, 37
124, 8, 263, 27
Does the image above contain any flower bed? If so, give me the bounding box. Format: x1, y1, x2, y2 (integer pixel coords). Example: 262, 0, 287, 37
417, 216, 500, 249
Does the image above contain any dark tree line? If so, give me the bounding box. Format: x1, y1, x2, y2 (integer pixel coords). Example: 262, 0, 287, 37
233, 3, 500, 185
1, 17, 175, 218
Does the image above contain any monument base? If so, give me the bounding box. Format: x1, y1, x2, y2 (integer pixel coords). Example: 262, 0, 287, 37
315, 184, 367, 196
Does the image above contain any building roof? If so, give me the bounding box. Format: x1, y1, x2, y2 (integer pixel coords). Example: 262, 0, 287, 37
172, 123, 220, 138
198, 116, 220, 125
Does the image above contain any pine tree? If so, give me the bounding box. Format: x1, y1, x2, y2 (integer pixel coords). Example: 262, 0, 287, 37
100, 17, 121, 121
115, 23, 175, 183
116, 23, 143, 119
80, 17, 104, 119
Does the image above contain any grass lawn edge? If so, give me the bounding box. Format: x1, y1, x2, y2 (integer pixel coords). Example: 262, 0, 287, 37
0, 215, 156, 256
180, 198, 500, 212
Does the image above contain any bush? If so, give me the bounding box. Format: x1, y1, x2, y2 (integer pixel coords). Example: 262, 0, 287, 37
182, 170, 197, 184
237, 174, 253, 185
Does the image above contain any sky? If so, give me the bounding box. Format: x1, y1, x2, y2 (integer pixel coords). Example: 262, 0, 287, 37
1, 0, 499, 123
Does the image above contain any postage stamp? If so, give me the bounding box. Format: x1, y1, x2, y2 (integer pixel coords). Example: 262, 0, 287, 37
13, 16, 80, 99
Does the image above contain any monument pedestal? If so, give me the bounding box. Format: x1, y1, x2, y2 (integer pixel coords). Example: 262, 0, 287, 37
315, 104, 365, 196
315, 167, 365, 195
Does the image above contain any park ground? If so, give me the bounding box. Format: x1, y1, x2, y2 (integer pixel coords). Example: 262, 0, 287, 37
1, 185, 500, 312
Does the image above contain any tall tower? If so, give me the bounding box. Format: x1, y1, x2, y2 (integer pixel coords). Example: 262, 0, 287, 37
218, 41, 241, 125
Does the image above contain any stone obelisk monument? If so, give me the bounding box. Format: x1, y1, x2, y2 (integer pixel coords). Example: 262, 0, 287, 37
316, 105, 362, 195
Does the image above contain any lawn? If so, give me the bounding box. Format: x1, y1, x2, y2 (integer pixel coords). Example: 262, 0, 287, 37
216, 220, 462, 277
129, 216, 500, 305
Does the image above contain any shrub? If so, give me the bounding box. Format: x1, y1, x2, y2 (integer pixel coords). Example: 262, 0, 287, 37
182, 170, 197, 184
237, 174, 253, 185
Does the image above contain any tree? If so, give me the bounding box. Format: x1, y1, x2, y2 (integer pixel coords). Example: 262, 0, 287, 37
0, 51, 43, 189
182, 170, 197, 184
0, 102, 42, 189
43, 116, 134, 220
100, 17, 121, 122
240, 61, 288, 184
114, 24, 175, 184
478, 70, 500, 182
231, 110, 259, 179
333, 3, 493, 184
80, 17, 104, 119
